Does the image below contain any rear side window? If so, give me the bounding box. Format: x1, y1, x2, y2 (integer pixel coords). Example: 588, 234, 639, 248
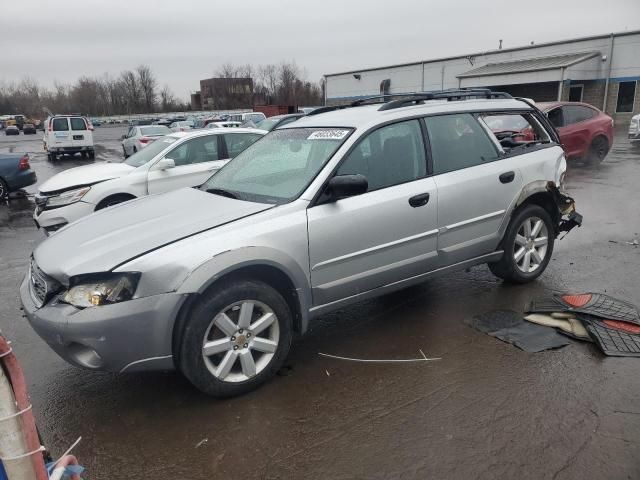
52, 118, 69, 131
563, 106, 597, 125
425, 114, 499, 175
479, 113, 551, 153
70, 118, 87, 130
224, 133, 262, 158
337, 119, 426, 191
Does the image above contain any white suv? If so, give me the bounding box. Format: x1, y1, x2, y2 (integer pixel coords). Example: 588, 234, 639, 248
22, 90, 581, 396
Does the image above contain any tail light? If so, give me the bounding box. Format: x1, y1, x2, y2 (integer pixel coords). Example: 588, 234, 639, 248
48, 121, 52, 132
139, 137, 153, 144
18, 155, 30, 170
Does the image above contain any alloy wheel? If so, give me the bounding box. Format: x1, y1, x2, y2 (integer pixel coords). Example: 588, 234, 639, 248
202, 300, 280, 383
513, 216, 549, 273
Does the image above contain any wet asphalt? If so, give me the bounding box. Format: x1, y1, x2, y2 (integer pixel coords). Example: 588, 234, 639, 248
0, 127, 639, 479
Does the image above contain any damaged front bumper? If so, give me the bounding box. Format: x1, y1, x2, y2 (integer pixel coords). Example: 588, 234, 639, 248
550, 184, 583, 236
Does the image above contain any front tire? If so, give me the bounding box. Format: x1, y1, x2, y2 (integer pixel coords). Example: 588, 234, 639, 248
178, 280, 293, 397
488, 204, 555, 284
0, 178, 8, 200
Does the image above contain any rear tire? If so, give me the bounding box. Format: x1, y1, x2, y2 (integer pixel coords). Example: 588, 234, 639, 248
47, 152, 57, 161
178, 280, 293, 397
88, 150, 95, 159
122, 147, 128, 158
587, 136, 608, 165
488, 204, 555, 284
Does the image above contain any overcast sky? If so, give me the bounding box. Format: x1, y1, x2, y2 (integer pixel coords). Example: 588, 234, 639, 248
2, 0, 639, 100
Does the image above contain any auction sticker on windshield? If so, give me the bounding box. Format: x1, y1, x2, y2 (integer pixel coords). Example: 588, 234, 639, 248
307, 130, 349, 140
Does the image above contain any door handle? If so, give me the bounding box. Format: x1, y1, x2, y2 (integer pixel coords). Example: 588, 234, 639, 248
499, 171, 515, 184
408, 193, 430, 207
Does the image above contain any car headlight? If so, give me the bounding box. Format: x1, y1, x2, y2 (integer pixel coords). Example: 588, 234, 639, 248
47, 186, 91, 207
62, 272, 140, 308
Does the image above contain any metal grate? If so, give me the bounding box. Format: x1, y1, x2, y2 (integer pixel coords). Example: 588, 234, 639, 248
29, 258, 59, 307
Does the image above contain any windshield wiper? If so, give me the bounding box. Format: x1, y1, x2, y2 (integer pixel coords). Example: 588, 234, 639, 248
206, 188, 239, 199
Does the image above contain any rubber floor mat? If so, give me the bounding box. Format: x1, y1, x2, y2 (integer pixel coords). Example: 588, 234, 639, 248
527, 293, 640, 325
465, 310, 570, 353
579, 314, 640, 357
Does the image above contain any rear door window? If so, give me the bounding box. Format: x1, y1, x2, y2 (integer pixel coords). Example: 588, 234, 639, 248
52, 118, 69, 131
424, 114, 499, 175
70, 117, 87, 130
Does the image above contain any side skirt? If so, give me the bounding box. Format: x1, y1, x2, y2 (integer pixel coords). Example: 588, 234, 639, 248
309, 250, 504, 318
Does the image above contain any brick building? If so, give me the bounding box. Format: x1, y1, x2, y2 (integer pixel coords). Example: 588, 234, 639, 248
324, 30, 640, 122
199, 77, 254, 110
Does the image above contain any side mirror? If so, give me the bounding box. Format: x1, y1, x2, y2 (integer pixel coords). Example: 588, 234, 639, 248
326, 174, 368, 201
156, 158, 176, 170
121, 135, 126, 140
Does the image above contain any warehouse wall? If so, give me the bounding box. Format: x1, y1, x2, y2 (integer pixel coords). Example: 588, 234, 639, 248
325, 31, 640, 119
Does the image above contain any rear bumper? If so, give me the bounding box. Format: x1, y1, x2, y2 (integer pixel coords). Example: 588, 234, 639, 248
20, 274, 183, 373
7, 170, 37, 192
47, 146, 94, 153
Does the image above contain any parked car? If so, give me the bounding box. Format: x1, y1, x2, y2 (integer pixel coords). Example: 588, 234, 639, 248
153, 119, 173, 127
629, 113, 640, 146
537, 102, 614, 164
206, 121, 242, 129
298, 107, 321, 114
227, 112, 266, 124
254, 113, 305, 131
22, 123, 37, 134
43, 116, 95, 160
33, 128, 266, 234
0, 153, 37, 199
21, 90, 582, 396
4, 125, 20, 136
170, 121, 194, 132
91, 119, 102, 127
121, 125, 172, 157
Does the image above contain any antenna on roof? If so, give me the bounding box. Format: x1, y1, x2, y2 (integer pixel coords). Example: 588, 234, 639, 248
499, 39, 503, 50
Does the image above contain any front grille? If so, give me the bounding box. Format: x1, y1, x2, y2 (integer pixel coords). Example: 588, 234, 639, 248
29, 258, 61, 307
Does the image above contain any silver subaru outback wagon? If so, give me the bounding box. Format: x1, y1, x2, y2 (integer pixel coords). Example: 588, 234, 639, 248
21, 90, 582, 397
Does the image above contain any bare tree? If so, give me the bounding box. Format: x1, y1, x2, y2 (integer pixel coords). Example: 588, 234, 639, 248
136, 64, 157, 112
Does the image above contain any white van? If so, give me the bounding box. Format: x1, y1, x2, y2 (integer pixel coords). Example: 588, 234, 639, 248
227, 112, 266, 124
43, 116, 95, 160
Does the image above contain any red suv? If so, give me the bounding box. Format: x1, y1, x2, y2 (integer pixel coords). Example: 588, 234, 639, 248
537, 102, 614, 164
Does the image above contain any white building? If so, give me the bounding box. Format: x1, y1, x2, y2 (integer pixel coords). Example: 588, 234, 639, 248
324, 30, 640, 121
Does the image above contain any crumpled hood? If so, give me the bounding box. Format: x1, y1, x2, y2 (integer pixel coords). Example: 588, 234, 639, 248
34, 188, 272, 282
38, 162, 135, 193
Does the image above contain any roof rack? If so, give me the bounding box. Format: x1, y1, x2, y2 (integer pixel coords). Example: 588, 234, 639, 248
307, 93, 428, 116
378, 89, 512, 111
308, 89, 513, 116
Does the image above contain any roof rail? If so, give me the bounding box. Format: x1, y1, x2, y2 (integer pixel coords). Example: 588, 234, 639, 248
309, 89, 513, 116
378, 89, 512, 111
306, 93, 424, 116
